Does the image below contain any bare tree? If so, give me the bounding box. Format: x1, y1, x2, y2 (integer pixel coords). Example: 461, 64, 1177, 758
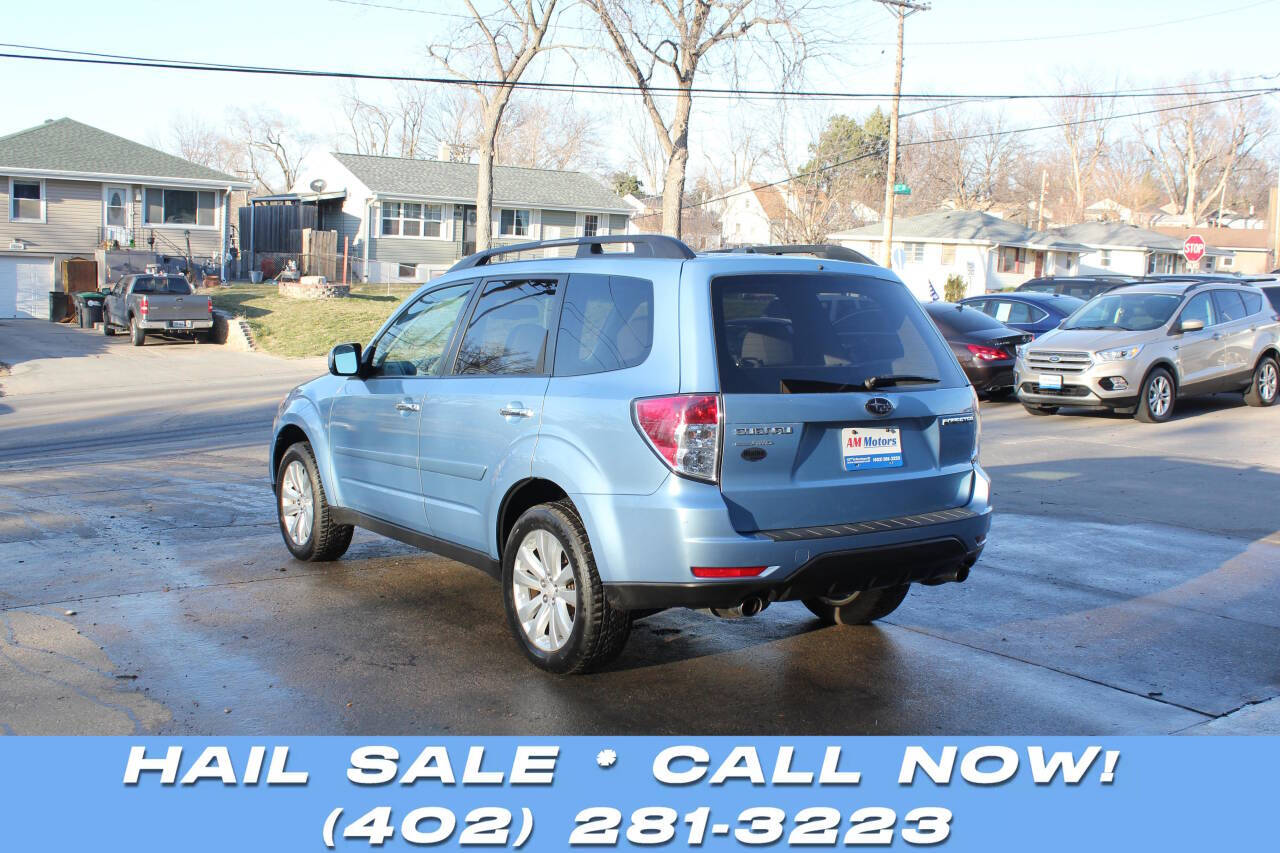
1140, 82, 1272, 222
1096, 138, 1161, 223
339, 82, 438, 159
585, 0, 808, 238
1048, 72, 1114, 223
494, 98, 606, 171
914, 109, 1025, 211
428, 0, 560, 251
158, 114, 244, 176
232, 108, 311, 194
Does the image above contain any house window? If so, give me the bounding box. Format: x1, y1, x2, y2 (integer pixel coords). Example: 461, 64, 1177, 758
904, 242, 925, 263
997, 246, 1028, 273
398, 263, 417, 279
9, 179, 44, 222
583, 213, 599, 237
382, 202, 445, 238
1221, 256, 1234, 268
1099, 249, 1112, 268
500, 208, 531, 237
940, 244, 956, 265
144, 189, 215, 226
105, 188, 128, 227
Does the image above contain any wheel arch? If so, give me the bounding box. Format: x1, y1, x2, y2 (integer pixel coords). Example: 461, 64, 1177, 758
272, 424, 311, 486
496, 478, 573, 561
1142, 359, 1179, 395
1253, 346, 1280, 370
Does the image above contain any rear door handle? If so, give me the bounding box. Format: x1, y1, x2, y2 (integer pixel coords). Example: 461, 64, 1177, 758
395, 400, 421, 413
499, 403, 534, 418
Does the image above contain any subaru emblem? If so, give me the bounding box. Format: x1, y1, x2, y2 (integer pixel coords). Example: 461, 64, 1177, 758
865, 397, 894, 417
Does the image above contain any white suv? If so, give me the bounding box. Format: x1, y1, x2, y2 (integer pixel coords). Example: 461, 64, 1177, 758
1015, 282, 1280, 423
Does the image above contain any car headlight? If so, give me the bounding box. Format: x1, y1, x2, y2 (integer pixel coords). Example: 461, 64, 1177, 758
1095, 345, 1143, 361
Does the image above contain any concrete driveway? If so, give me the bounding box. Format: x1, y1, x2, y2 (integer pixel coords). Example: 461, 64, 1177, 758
1, 319, 1277, 735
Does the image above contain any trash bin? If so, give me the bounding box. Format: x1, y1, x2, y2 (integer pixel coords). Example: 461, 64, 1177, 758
49, 291, 69, 322
76, 294, 104, 328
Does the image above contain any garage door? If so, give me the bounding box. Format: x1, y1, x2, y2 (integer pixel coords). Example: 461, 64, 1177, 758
0, 256, 54, 319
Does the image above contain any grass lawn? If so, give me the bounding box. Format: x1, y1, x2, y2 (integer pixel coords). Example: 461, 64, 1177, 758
211, 283, 420, 358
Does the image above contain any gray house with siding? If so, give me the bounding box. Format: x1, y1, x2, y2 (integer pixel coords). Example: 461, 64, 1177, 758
0, 118, 249, 319
274, 151, 632, 282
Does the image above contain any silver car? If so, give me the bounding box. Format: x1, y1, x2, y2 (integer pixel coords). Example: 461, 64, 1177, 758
1015, 281, 1280, 422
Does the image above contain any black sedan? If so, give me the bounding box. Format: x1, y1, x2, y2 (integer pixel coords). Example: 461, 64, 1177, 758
958, 291, 1085, 339
923, 301, 1032, 397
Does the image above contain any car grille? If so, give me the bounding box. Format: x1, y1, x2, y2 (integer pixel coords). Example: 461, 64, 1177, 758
1025, 350, 1092, 373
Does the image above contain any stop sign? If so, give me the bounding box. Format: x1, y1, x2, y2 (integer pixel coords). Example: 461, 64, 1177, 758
1183, 234, 1206, 264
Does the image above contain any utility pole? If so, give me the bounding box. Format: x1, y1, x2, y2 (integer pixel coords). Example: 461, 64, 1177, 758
875, 0, 930, 269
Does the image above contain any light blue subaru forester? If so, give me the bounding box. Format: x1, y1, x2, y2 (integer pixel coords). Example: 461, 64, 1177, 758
271, 236, 991, 673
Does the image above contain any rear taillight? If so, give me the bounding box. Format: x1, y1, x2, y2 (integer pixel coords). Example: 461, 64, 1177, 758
632, 394, 721, 483
207, 296, 213, 313
966, 343, 1007, 361
139, 295, 149, 315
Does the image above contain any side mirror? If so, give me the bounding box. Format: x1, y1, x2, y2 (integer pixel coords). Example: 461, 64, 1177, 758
1177, 318, 1206, 333
328, 342, 363, 377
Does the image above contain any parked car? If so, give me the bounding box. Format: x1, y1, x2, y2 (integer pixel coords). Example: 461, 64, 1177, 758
959, 292, 1085, 339
922, 301, 1032, 397
1017, 275, 1139, 300
101, 274, 213, 346
1016, 281, 1280, 422
270, 236, 991, 673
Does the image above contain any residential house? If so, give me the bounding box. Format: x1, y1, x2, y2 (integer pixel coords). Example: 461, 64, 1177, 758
625, 192, 721, 250
274, 152, 632, 282
829, 210, 1088, 300
720, 181, 789, 246
1050, 222, 1231, 276
1154, 226, 1273, 274
0, 118, 249, 319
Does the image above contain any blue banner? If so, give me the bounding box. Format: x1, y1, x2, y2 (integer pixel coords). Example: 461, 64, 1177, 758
0, 736, 1272, 850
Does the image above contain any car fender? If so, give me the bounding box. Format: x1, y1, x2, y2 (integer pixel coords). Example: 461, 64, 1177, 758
272, 394, 344, 508
481, 432, 544, 559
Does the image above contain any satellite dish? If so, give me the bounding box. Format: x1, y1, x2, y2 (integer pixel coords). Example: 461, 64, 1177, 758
309, 178, 327, 193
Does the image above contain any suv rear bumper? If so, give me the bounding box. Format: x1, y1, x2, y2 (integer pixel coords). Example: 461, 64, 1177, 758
573, 466, 991, 611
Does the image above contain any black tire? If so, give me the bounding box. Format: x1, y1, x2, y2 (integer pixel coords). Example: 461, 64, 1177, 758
1135, 367, 1175, 423
101, 308, 116, 336
275, 441, 353, 561
803, 584, 911, 626
1022, 404, 1058, 416
129, 315, 145, 346
1243, 355, 1278, 407
502, 500, 630, 674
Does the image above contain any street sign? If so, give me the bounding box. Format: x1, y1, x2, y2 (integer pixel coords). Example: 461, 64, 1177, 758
893, 183, 911, 195
1183, 234, 1206, 264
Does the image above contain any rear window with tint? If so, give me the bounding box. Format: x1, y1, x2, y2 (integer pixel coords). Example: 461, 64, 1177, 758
1240, 290, 1263, 315
1264, 288, 1280, 312
554, 274, 653, 376
924, 302, 1008, 335
710, 274, 964, 395
130, 276, 192, 295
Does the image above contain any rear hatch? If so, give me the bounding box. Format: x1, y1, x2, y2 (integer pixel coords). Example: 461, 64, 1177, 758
710, 273, 978, 533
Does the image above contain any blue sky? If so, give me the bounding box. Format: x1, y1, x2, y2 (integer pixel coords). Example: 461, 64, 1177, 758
4, 0, 1278, 180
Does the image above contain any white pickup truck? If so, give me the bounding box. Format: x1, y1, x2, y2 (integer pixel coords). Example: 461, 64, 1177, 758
101, 274, 214, 346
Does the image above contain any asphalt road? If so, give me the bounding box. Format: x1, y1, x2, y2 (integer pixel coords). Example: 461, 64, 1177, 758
2, 319, 1277, 735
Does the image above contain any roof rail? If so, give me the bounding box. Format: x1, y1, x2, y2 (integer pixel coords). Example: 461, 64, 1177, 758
708, 244, 877, 265
448, 234, 695, 271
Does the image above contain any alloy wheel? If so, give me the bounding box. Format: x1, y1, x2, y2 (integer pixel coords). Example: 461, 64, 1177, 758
1147, 374, 1172, 418
512, 529, 577, 652
1261, 362, 1278, 403
280, 460, 314, 546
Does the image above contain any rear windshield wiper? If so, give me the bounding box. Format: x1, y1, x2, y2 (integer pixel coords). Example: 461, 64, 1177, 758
862, 374, 939, 389
779, 375, 940, 393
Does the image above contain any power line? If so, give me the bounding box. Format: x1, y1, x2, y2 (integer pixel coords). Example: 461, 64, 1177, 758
685, 88, 1278, 210
0, 44, 1275, 104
